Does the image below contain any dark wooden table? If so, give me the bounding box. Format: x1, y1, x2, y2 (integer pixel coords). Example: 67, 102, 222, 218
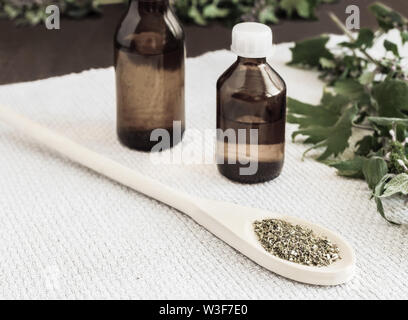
0, 0, 406, 85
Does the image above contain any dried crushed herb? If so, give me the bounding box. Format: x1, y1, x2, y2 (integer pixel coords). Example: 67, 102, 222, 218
254, 219, 341, 267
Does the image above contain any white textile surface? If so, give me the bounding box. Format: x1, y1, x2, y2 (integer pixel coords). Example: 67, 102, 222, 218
1, 36, 408, 299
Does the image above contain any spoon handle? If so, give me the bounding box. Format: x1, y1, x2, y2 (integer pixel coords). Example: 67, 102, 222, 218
0, 105, 197, 214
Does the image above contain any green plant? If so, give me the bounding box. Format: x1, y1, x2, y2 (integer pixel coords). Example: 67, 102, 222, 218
287, 2, 408, 224
174, 0, 336, 26
0, 0, 336, 26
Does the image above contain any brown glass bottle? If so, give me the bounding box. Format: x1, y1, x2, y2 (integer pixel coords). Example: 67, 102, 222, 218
217, 56, 287, 184
114, 0, 185, 151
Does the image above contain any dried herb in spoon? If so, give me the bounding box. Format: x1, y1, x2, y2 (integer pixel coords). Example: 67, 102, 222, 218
254, 219, 341, 267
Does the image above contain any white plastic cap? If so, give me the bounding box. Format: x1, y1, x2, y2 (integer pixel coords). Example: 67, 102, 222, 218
231, 22, 274, 58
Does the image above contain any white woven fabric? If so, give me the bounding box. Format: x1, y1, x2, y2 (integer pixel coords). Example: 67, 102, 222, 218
1, 36, 408, 300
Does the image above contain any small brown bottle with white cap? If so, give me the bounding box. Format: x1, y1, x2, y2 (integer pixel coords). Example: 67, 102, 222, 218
216, 22, 287, 184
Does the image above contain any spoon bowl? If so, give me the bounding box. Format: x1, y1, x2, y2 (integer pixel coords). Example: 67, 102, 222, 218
191, 198, 356, 286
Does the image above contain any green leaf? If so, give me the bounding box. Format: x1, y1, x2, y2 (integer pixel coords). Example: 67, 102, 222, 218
384, 40, 400, 57
381, 173, 408, 198
289, 36, 334, 68
203, 4, 230, 19
287, 92, 349, 129
362, 156, 388, 190
355, 28, 375, 48
340, 28, 374, 49
334, 79, 369, 105
4, 4, 20, 19
25, 10, 43, 25
373, 174, 400, 224
402, 31, 408, 44
369, 1, 408, 32
280, 0, 312, 18
258, 5, 279, 24
372, 79, 408, 117
319, 57, 336, 69
188, 6, 207, 25
358, 71, 375, 85
328, 156, 367, 178
320, 91, 350, 114
355, 135, 381, 156
368, 117, 408, 127
293, 105, 358, 160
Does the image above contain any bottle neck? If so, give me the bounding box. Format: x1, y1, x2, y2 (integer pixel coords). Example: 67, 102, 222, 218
130, 0, 170, 12
237, 57, 267, 65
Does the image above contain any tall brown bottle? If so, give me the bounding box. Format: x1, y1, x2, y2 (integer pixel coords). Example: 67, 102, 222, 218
114, 0, 185, 151
217, 23, 287, 184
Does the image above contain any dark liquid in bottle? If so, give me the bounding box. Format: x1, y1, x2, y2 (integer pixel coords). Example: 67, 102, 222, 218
217, 57, 286, 184
114, 0, 185, 151
217, 116, 285, 184
115, 47, 185, 151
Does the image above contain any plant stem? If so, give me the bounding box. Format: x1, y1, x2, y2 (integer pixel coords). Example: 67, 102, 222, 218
352, 123, 375, 131
328, 12, 382, 68
328, 12, 355, 40
99, 0, 125, 5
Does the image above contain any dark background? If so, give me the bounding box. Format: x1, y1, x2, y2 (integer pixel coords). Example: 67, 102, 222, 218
0, 0, 407, 85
